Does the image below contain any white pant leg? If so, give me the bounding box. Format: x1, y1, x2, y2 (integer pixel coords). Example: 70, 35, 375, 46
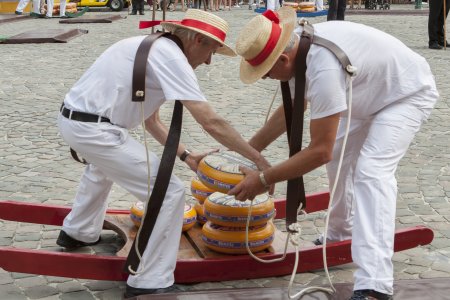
266, 0, 276, 10
46, 0, 54, 16
59, 0, 67, 16
16, 0, 31, 12
58, 115, 186, 288
352, 101, 426, 295
325, 117, 370, 242
315, 0, 323, 10
62, 164, 113, 243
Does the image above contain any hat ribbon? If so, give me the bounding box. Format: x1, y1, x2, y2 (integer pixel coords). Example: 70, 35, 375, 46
139, 19, 226, 42
246, 10, 282, 67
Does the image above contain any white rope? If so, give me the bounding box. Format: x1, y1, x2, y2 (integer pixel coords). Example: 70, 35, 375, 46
264, 85, 279, 124
128, 102, 153, 275
319, 69, 355, 291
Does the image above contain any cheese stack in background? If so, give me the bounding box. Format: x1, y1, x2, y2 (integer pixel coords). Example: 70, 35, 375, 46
196, 151, 276, 254
283, 1, 317, 12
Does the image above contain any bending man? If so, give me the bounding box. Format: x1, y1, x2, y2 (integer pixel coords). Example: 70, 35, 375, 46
229, 8, 438, 300
56, 9, 270, 298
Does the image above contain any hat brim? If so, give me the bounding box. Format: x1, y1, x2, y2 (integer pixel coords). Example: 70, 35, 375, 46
161, 22, 236, 57
239, 8, 297, 84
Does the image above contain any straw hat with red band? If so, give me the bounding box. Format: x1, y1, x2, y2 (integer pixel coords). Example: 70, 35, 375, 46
235, 7, 297, 84
140, 9, 236, 57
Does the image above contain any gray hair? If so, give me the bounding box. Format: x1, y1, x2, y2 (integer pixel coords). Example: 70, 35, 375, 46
171, 27, 215, 46
283, 32, 299, 53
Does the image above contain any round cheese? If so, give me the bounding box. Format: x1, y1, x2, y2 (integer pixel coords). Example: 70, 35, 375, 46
201, 221, 275, 254
197, 151, 257, 193
182, 204, 197, 232
191, 177, 215, 204
194, 201, 208, 225
204, 192, 275, 227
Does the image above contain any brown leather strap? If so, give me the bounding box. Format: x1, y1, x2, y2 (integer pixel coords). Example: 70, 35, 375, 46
70, 148, 87, 164
132, 33, 165, 102
302, 21, 354, 76
282, 29, 313, 233
132, 33, 185, 102
125, 33, 185, 274
125, 100, 183, 274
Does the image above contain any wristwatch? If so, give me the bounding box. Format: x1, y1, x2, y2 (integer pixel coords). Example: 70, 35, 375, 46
180, 149, 191, 162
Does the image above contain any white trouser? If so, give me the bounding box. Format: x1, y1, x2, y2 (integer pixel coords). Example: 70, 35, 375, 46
325, 100, 433, 295
16, 0, 40, 13
46, 0, 66, 17
266, 0, 280, 10
57, 115, 185, 289
315, 0, 323, 10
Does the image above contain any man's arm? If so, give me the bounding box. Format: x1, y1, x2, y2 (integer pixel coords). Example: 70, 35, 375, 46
181, 100, 271, 171
145, 109, 210, 171
229, 112, 340, 200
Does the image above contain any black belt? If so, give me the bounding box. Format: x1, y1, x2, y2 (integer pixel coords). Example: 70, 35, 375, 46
60, 105, 111, 123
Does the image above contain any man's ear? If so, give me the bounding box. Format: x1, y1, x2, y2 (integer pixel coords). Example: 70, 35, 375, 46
278, 53, 290, 66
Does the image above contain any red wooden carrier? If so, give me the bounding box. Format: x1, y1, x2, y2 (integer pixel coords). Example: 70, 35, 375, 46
0, 191, 434, 283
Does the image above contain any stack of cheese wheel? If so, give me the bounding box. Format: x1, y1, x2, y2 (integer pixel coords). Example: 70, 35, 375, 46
44, 2, 78, 14
202, 192, 275, 254
283, 1, 299, 10
130, 201, 197, 232
190, 177, 215, 225
298, 1, 316, 12
197, 151, 276, 254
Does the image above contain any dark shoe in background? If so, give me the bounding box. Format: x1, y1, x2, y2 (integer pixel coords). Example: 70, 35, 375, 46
15, 10, 22, 15
438, 40, 449, 47
139, 10, 145, 14
313, 238, 322, 246
56, 230, 101, 249
124, 284, 181, 298
429, 41, 443, 50
130, 10, 137, 14
349, 289, 393, 300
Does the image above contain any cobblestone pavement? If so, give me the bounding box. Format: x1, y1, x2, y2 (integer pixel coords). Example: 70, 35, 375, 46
1, 4, 449, 299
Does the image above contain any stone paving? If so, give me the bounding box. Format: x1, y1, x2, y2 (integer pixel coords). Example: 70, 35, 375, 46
0, 3, 449, 299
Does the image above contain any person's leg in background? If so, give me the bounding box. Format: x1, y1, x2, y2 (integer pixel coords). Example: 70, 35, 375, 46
45, 0, 53, 18
59, 0, 66, 17
337, 0, 346, 20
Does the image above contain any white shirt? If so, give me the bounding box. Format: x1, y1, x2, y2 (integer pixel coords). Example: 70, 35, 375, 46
63, 36, 206, 129
290, 21, 438, 120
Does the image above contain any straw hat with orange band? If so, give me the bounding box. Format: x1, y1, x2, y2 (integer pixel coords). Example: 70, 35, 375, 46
235, 7, 297, 84
139, 9, 236, 57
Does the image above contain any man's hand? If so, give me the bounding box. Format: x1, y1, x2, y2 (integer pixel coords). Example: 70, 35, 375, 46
228, 166, 274, 201
184, 149, 219, 172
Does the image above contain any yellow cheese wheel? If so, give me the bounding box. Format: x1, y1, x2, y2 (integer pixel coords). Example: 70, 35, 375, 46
191, 177, 215, 204
130, 201, 145, 227
201, 221, 275, 254
299, 7, 316, 12
194, 201, 208, 225
204, 192, 275, 227
298, 1, 315, 7
130, 202, 197, 231
182, 204, 197, 232
197, 151, 256, 194
283, 2, 299, 8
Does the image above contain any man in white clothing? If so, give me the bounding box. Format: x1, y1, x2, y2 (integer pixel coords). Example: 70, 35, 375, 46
15, 0, 40, 15
56, 9, 271, 298
229, 7, 438, 300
